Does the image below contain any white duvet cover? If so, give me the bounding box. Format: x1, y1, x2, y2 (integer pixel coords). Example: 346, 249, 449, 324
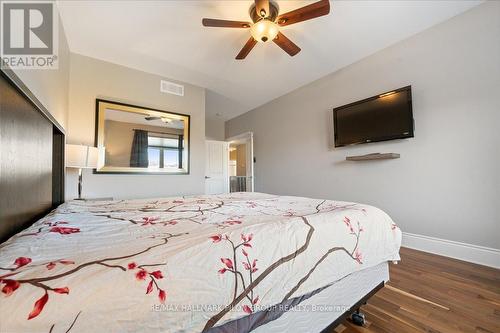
0, 192, 401, 332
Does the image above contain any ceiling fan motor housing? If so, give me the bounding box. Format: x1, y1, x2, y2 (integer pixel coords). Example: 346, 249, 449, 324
249, 2, 279, 23
249, 2, 280, 42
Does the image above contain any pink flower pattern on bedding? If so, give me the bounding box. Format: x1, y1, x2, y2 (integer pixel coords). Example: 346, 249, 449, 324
211, 232, 261, 313
0, 192, 401, 332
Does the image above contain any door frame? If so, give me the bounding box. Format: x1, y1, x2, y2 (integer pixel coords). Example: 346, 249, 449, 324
226, 132, 254, 192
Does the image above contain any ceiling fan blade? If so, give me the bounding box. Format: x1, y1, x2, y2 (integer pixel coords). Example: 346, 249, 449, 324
276, 0, 330, 26
255, 0, 270, 18
273, 32, 301, 56
202, 18, 251, 28
236, 37, 257, 60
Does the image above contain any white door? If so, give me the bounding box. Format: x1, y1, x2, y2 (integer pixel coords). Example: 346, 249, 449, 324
205, 140, 229, 195
227, 132, 254, 192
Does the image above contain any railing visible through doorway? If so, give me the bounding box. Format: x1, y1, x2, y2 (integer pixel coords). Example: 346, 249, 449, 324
230, 176, 247, 192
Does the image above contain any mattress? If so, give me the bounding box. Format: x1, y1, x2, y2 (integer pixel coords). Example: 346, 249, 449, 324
0, 192, 401, 332
209, 261, 389, 333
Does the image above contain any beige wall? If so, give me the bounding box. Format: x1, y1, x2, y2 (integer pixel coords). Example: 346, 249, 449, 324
8, 11, 207, 200
104, 120, 183, 167
205, 115, 225, 141
226, 2, 500, 249
12, 14, 70, 130
229, 149, 237, 161
229, 144, 247, 176
236, 144, 247, 177
66, 53, 205, 199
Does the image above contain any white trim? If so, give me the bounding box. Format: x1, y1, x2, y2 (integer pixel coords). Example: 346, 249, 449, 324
226, 132, 254, 192
226, 131, 253, 143
402, 232, 500, 269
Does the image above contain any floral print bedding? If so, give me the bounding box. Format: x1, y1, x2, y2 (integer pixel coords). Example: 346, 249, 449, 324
0, 192, 401, 333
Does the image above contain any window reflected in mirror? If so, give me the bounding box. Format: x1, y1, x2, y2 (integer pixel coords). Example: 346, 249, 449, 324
95, 99, 190, 174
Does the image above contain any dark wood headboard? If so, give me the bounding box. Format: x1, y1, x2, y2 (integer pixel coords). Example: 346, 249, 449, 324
0, 68, 65, 243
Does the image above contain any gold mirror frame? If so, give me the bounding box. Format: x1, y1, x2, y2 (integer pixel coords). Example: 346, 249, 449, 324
94, 99, 190, 174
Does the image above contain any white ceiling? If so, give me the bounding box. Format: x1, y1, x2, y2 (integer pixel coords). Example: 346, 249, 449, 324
57, 0, 482, 120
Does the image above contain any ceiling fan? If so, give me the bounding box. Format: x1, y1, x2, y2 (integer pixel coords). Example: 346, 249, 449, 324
202, 0, 331, 60
145, 116, 172, 123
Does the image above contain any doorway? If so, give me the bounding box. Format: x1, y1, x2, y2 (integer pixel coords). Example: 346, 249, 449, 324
227, 132, 254, 193
204, 132, 254, 195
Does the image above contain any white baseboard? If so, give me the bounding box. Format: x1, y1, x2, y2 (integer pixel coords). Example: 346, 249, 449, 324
402, 232, 500, 269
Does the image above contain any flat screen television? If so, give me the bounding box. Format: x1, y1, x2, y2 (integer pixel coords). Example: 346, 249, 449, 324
333, 86, 414, 147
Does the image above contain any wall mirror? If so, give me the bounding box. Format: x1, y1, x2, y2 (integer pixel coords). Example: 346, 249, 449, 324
95, 99, 190, 174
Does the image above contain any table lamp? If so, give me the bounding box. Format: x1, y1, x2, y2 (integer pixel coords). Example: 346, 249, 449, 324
65, 144, 98, 200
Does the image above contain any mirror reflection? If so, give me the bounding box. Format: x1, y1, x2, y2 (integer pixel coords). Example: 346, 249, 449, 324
95, 100, 190, 174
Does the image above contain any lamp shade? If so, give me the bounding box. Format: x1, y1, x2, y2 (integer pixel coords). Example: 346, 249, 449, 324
66, 144, 99, 168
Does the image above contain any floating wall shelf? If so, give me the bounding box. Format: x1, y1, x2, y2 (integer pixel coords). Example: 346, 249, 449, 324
346, 153, 400, 161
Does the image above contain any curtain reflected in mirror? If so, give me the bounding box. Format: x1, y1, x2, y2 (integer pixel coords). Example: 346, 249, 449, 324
95, 99, 190, 174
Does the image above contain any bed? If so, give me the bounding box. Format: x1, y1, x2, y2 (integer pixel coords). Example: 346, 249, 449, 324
0, 67, 401, 332
0, 192, 401, 332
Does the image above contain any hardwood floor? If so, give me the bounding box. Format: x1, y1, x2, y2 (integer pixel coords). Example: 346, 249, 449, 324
335, 247, 500, 333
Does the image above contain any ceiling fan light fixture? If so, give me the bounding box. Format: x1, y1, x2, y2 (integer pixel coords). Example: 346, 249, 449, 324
202, 0, 331, 59
250, 19, 279, 43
